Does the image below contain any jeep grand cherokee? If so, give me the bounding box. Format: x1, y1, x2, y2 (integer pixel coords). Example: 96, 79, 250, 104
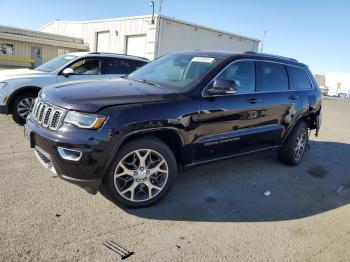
24, 51, 322, 208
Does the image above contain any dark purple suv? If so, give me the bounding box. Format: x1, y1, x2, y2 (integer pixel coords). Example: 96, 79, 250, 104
25, 51, 322, 208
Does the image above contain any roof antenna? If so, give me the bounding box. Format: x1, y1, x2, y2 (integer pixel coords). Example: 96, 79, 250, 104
260, 30, 267, 53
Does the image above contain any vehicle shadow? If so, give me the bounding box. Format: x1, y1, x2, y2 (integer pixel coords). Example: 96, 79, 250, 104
112, 140, 350, 222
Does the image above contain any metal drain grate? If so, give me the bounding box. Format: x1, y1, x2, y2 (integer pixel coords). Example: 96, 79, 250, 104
103, 240, 134, 260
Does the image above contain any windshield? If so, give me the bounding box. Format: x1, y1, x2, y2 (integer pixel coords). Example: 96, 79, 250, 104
34, 54, 77, 72
128, 54, 221, 90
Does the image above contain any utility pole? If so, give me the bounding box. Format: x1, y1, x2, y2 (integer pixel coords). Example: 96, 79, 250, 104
150, 1, 155, 24
260, 30, 267, 53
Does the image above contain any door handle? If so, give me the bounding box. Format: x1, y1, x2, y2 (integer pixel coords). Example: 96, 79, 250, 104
247, 98, 261, 104
289, 95, 300, 100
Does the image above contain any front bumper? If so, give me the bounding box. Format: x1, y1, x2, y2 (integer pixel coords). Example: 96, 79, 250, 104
25, 116, 113, 194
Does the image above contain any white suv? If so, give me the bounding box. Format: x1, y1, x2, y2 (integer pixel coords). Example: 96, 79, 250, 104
0, 52, 149, 124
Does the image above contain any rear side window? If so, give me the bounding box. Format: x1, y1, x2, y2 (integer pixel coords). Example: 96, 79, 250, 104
287, 66, 313, 90
101, 58, 147, 74
258, 62, 289, 92
215, 61, 255, 94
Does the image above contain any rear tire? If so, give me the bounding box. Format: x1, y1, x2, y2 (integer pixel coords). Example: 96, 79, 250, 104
278, 122, 309, 166
11, 92, 37, 125
102, 137, 177, 208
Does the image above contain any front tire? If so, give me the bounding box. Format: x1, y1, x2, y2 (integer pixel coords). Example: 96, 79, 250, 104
11, 93, 37, 125
278, 122, 309, 166
103, 137, 177, 208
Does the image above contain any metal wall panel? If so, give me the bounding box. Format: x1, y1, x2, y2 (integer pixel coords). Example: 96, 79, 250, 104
0, 38, 83, 68
40, 15, 260, 61
157, 17, 259, 57
41, 16, 157, 60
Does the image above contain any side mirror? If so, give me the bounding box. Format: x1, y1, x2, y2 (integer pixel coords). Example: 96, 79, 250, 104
207, 79, 236, 95
62, 68, 74, 77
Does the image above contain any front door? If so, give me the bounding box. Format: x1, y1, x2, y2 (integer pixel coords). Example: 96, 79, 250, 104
57, 57, 106, 83
195, 60, 285, 162
31, 47, 42, 68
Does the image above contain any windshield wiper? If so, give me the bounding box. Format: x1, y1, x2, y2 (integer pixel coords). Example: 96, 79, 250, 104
133, 79, 160, 87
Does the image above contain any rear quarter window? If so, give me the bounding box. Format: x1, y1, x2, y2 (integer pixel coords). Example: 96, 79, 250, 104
287, 66, 313, 90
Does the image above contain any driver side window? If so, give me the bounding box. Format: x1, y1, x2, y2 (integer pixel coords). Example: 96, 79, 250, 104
216, 61, 255, 94
69, 58, 101, 75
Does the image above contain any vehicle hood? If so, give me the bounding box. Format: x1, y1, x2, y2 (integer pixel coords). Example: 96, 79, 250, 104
0, 68, 48, 81
42, 78, 176, 112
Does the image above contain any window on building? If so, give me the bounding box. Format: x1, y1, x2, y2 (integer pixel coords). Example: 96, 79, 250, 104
215, 61, 255, 94
101, 58, 147, 75
258, 62, 289, 92
0, 43, 14, 56
69, 58, 101, 75
288, 66, 313, 90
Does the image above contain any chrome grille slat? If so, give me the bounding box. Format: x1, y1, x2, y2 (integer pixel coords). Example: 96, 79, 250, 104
38, 104, 46, 123
43, 108, 52, 127
34, 102, 42, 119
32, 99, 39, 117
31, 98, 65, 130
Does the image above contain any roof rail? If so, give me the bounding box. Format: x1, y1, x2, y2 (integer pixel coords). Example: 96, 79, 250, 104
244, 52, 298, 62
88, 52, 149, 61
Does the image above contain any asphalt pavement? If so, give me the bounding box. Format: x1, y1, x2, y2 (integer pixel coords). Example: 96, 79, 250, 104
1, 97, 350, 261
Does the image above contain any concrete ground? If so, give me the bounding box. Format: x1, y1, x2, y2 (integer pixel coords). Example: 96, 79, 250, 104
0, 98, 350, 261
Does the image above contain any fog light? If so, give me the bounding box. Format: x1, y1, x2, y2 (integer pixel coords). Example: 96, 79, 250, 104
57, 147, 82, 161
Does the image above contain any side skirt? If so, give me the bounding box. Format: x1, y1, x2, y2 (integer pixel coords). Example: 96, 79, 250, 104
184, 145, 280, 169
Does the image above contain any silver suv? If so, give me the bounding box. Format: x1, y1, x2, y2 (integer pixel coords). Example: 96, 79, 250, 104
0, 52, 149, 124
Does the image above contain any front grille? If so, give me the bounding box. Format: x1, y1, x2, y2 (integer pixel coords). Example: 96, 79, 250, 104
31, 98, 66, 130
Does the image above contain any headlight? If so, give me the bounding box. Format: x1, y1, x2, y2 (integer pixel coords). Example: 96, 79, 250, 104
64, 111, 106, 129
0, 82, 8, 90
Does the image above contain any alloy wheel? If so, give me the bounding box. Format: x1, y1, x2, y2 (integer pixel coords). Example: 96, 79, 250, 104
294, 128, 307, 161
114, 149, 169, 202
17, 97, 35, 119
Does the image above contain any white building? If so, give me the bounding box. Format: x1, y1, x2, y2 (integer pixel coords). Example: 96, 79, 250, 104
325, 72, 350, 97
40, 15, 260, 61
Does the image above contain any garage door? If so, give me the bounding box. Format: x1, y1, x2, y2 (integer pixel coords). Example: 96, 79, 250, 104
96, 31, 110, 52
126, 35, 147, 58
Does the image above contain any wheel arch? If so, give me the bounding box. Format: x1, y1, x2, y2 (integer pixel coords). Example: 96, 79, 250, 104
8, 86, 41, 113
282, 110, 318, 144
101, 127, 186, 182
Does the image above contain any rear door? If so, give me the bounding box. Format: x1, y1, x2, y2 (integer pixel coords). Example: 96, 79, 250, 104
101, 58, 147, 79
256, 61, 302, 140
286, 65, 315, 119
196, 60, 283, 162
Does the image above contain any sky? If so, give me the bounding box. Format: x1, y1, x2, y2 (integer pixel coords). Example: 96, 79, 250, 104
1, 0, 349, 75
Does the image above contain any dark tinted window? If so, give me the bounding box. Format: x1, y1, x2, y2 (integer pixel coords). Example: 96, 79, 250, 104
101, 58, 147, 74
216, 61, 255, 94
288, 66, 313, 90
258, 62, 289, 91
